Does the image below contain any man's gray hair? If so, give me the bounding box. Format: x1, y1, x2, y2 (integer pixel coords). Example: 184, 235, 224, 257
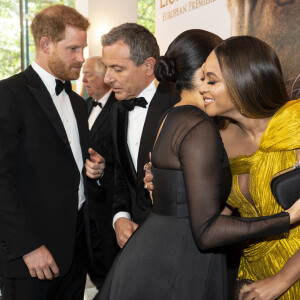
101, 23, 160, 66
94, 57, 106, 77
85, 56, 106, 77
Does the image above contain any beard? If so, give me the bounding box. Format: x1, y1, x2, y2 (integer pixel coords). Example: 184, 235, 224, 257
48, 50, 82, 81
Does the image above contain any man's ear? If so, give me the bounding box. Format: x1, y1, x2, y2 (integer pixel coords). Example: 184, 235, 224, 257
40, 37, 51, 54
144, 57, 156, 76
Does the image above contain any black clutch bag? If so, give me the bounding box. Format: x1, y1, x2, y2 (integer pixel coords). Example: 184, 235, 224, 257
271, 162, 300, 209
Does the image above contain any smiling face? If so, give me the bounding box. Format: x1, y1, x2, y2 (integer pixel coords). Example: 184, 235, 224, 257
102, 41, 154, 100
200, 51, 237, 118
47, 26, 87, 81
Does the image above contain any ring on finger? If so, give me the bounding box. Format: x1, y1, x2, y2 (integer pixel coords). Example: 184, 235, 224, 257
144, 163, 152, 172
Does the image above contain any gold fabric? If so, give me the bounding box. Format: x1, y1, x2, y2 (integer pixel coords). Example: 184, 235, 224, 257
227, 99, 300, 298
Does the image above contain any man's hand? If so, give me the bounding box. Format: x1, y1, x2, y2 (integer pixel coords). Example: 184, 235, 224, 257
114, 218, 138, 248
23, 245, 59, 280
86, 148, 105, 179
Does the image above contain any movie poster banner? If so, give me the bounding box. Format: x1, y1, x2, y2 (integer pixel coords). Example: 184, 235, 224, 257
155, 0, 300, 98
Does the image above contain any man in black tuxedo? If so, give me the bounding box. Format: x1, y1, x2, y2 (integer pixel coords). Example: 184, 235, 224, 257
82, 57, 119, 292
101, 23, 180, 248
0, 5, 104, 300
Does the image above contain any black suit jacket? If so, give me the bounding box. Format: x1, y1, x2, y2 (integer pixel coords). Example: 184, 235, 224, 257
86, 93, 116, 208
86, 93, 119, 287
0, 66, 90, 278
111, 83, 180, 224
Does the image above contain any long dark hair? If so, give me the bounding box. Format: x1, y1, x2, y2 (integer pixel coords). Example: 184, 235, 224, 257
214, 36, 290, 118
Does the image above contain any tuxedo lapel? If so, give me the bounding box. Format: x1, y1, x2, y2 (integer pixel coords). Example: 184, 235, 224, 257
113, 102, 137, 187
137, 84, 174, 185
86, 97, 94, 115
24, 66, 71, 148
90, 109, 108, 137
90, 94, 115, 139
69, 92, 89, 160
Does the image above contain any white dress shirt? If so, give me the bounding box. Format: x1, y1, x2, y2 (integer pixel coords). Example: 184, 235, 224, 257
32, 61, 85, 209
88, 89, 112, 129
113, 80, 157, 227
127, 80, 156, 171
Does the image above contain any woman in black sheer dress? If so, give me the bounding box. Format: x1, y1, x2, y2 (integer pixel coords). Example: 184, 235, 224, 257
98, 30, 300, 300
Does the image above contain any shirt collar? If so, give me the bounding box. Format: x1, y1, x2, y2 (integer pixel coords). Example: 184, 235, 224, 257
137, 80, 157, 105
94, 89, 112, 108
31, 61, 62, 97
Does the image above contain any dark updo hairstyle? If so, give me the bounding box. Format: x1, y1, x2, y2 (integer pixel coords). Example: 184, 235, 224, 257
154, 29, 222, 91
214, 36, 290, 118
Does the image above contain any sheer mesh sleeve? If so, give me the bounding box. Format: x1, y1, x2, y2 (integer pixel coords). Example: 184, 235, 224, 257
180, 118, 290, 250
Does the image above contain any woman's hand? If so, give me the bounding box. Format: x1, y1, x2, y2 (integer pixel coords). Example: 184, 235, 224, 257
241, 199, 300, 300
240, 274, 287, 300
143, 161, 154, 204
221, 205, 233, 216
286, 198, 300, 224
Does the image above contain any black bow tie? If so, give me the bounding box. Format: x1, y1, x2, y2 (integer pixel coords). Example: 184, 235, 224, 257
55, 79, 72, 96
122, 97, 148, 111
91, 99, 103, 108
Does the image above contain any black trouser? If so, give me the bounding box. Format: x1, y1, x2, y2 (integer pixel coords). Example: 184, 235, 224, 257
87, 219, 119, 291
0, 275, 3, 299
2, 209, 87, 300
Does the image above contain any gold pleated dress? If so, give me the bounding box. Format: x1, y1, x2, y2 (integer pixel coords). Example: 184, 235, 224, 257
227, 99, 300, 299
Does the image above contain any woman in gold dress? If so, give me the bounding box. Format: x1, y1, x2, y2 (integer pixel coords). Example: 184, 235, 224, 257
200, 36, 300, 299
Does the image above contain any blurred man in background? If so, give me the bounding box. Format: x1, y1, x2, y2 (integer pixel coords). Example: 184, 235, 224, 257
82, 57, 118, 298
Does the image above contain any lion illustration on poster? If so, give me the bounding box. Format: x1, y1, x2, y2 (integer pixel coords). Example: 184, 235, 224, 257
227, 0, 300, 99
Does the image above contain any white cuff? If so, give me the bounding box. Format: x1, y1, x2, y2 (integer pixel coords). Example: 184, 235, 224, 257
113, 212, 131, 230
